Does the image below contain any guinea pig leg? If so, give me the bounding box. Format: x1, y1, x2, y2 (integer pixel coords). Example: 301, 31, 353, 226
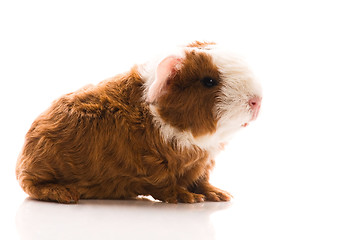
174, 186, 205, 203
19, 177, 79, 204
33, 184, 79, 204
191, 179, 232, 202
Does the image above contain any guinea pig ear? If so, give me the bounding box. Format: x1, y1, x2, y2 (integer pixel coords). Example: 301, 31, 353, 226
147, 56, 182, 104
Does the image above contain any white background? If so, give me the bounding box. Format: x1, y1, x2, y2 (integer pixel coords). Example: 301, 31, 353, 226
1, 0, 360, 239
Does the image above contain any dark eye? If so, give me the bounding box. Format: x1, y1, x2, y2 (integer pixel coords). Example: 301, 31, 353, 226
201, 77, 217, 88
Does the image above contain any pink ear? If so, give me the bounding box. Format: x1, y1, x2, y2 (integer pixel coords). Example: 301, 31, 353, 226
147, 56, 182, 104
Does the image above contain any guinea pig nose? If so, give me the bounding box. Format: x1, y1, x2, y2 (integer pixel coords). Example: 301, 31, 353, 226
248, 96, 262, 110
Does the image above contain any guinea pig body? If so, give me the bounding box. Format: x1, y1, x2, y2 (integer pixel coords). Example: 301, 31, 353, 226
16, 42, 262, 203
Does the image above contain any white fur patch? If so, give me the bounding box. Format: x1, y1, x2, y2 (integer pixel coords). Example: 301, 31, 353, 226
209, 47, 262, 142
139, 44, 262, 157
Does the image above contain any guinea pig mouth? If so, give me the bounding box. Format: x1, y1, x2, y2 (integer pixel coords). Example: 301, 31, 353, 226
241, 123, 248, 127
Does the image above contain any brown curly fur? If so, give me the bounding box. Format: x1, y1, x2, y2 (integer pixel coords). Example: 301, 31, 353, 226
157, 50, 220, 137
16, 47, 232, 204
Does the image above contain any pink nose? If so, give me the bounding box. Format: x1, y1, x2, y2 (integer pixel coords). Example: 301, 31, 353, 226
248, 96, 262, 120
249, 96, 262, 110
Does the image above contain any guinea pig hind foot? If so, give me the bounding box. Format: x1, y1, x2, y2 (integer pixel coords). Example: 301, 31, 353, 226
26, 183, 80, 204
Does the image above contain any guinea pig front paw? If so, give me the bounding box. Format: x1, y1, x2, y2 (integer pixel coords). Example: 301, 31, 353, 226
194, 184, 233, 202
176, 191, 205, 203
203, 188, 232, 202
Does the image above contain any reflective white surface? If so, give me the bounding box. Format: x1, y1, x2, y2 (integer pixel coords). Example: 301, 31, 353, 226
16, 198, 232, 240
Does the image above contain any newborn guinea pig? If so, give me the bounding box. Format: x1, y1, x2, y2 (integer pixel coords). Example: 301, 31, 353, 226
16, 41, 262, 204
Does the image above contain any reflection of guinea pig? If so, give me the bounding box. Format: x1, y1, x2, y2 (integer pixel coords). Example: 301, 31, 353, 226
16, 199, 230, 239
16, 41, 262, 204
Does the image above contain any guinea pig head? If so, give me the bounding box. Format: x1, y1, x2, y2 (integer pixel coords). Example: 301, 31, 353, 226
145, 43, 262, 149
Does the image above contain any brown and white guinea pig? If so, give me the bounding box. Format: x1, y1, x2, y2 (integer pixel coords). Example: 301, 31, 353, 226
16, 41, 262, 204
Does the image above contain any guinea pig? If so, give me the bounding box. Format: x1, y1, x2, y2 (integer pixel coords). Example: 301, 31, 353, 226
16, 41, 262, 204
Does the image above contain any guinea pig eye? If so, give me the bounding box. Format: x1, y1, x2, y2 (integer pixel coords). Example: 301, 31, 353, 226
202, 77, 217, 88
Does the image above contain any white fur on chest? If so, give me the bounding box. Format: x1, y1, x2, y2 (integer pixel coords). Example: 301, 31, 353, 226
148, 104, 226, 157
